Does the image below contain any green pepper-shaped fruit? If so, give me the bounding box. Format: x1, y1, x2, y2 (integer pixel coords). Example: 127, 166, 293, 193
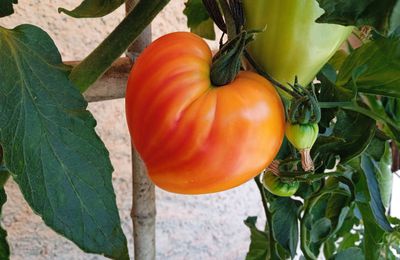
243, 0, 353, 87
285, 123, 319, 171
261, 171, 299, 197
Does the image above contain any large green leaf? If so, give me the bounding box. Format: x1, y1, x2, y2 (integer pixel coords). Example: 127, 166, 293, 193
336, 37, 400, 98
366, 139, 393, 209
183, 0, 216, 40
244, 217, 269, 260
350, 158, 389, 260
0, 25, 128, 259
360, 155, 393, 232
316, 0, 398, 32
59, 0, 125, 18
0, 0, 17, 18
314, 110, 376, 163
270, 197, 302, 258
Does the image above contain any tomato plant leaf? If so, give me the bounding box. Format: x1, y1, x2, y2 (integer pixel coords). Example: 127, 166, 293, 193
336, 37, 400, 98
58, 0, 125, 18
0, 0, 17, 18
244, 217, 269, 260
0, 25, 128, 259
360, 155, 393, 231
338, 233, 361, 252
366, 139, 393, 209
183, 0, 215, 40
310, 218, 332, 243
314, 110, 376, 163
350, 157, 390, 260
270, 197, 302, 258
329, 247, 364, 260
316, 0, 398, 32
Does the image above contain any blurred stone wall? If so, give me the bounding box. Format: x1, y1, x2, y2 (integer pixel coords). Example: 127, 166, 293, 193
0, 1, 265, 259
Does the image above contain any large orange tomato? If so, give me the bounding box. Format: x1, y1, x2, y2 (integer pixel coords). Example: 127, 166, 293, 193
125, 32, 285, 194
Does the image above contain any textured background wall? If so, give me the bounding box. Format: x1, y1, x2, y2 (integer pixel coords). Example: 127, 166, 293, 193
0, 1, 265, 259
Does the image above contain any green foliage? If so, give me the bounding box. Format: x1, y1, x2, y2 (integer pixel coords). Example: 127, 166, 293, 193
183, 0, 216, 40
244, 217, 269, 260
270, 197, 302, 258
314, 110, 376, 163
336, 37, 400, 98
0, 25, 128, 259
329, 247, 364, 260
366, 139, 393, 209
245, 3, 400, 255
0, 0, 17, 18
316, 0, 398, 32
359, 155, 392, 232
59, 0, 125, 18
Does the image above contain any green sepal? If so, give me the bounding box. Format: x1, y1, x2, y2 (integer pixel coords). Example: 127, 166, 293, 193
210, 30, 254, 86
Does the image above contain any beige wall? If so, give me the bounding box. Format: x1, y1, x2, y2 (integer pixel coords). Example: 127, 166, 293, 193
0, 1, 264, 259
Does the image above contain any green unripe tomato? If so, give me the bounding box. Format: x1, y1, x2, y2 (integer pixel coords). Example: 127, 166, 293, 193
285, 123, 319, 150
261, 171, 299, 197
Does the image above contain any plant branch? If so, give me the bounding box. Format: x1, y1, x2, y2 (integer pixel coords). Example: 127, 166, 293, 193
254, 177, 278, 259
69, 0, 170, 92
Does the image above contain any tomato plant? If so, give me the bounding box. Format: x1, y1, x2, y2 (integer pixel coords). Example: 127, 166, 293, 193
0, 0, 400, 259
125, 32, 285, 194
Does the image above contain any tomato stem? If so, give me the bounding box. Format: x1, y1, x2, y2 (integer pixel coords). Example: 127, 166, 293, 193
254, 177, 279, 259
69, 0, 170, 92
243, 50, 301, 98
210, 31, 252, 86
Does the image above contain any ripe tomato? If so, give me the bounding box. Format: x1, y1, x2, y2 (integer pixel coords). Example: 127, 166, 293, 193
243, 0, 353, 87
125, 32, 285, 194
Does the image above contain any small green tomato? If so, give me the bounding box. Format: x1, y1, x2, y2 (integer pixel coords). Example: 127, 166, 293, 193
261, 171, 299, 197
285, 123, 319, 171
285, 123, 319, 150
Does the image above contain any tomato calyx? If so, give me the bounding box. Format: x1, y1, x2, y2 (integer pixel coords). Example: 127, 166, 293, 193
202, 0, 256, 86
287, 79, 321, 125
210, 30, 255, 86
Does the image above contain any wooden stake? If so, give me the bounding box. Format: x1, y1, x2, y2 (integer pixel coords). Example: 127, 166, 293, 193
125, 1, 156, 260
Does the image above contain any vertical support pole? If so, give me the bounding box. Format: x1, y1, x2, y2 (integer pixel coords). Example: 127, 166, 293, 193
125, 1, 156, 260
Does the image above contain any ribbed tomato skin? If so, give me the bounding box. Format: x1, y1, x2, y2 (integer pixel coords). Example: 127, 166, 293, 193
125, 32, 285, 194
